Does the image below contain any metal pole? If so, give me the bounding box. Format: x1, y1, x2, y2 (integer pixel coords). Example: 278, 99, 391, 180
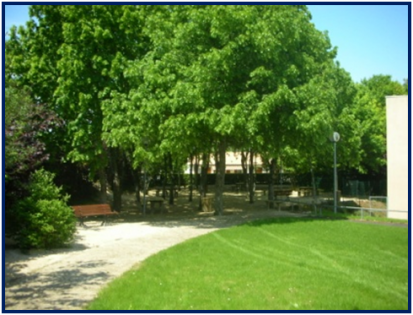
334, 141, 337, 214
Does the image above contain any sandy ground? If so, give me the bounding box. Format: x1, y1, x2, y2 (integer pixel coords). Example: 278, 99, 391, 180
5, 191, 306, 311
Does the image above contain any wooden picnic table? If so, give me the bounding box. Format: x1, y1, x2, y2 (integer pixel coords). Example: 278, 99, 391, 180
143, 197, 165, 214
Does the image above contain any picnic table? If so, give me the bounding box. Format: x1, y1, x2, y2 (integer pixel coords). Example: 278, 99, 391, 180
155, 187, 179, 197
143, 197, 165, 214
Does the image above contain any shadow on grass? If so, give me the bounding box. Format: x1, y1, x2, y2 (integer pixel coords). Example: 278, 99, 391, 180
243, 215, 349, 228
243, 213, 408, 229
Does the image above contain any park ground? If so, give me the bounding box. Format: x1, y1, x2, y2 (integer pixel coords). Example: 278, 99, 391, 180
4, 188, 405, 310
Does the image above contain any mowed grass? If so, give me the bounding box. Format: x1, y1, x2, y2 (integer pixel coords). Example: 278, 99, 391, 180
87, 218, 408, 311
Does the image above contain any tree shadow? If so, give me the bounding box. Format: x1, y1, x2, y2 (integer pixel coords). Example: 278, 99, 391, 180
5, 260, 111, 310
4, 233, 91, 299
5, 233, 89, 263
244, 215, 349, 228
96, 190, 339, 230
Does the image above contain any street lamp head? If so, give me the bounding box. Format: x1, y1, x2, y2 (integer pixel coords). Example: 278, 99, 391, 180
329, 131, 340, 143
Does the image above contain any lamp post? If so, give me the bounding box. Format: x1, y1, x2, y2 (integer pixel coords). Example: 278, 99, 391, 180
330, 132, 340, 214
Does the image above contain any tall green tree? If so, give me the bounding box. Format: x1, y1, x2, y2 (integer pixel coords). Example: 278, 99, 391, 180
354, 75, 407, 172
7, 5, 148, 210
4, 50, 61, 209
103, 5, 338, 214
285, 62, 361, 210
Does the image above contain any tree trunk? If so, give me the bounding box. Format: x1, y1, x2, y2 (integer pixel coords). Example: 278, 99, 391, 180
189, 154, 193, 202
162, 155, 168, 199
110, 149, 122, 212
168, 153, 174, 205
310, 160, 318, 214
268, 159, 275, 209
199, 153, 209, 211
142, 166, 148, 216
241, 151, 248, 191
131, 165, 142, 207
200, 153, 209, 197
214, 141, 227, 216
99, 167, 108, 203
194, 155, 200, 190
248, 150, 255, 204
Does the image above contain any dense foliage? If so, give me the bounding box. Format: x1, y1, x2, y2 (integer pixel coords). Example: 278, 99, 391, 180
5, 5, 407, 221
5, 68, 64, 221
12, 169, 76, 249
353, 75, 407, 172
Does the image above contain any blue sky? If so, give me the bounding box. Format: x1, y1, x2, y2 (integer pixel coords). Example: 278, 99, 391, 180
307, 4, 409, 84
3, 3, 410, 84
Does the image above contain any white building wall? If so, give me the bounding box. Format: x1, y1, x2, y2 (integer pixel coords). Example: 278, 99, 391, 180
386, 95, 409, 220
184, 152, 267, 174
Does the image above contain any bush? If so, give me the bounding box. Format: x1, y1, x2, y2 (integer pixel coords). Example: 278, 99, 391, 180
14, 169, 76, 249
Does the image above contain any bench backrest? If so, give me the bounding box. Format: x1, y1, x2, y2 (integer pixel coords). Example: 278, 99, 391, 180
72, 204, 113, 217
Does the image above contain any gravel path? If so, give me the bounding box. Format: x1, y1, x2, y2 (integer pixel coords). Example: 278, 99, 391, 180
5, 209, 301, 310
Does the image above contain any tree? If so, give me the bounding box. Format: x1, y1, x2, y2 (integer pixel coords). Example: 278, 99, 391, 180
7, 5, 149, 210
13, 169, 76, 249
8, 5, 376, 216
5, 84, 42, 177
5, 54, 62, 215
283, 62, 361, 211
403, 79, 408, 93
354, 75, 407, 172
103, 5, 338, 214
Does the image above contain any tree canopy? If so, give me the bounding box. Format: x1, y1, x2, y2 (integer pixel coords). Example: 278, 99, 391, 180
6, 4, 407, 214
354, 75, 407, 173
101, 5, 345, 213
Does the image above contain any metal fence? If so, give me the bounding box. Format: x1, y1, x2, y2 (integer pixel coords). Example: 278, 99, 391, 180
283, 196, 406, 220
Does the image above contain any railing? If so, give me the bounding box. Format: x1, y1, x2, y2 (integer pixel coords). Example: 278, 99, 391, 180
283, 197, 406, 219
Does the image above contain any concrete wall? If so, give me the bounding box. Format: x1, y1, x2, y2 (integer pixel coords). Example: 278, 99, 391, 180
386, 95, 409, 220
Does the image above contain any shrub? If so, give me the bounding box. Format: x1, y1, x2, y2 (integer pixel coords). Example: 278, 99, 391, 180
14, 169, 76, 249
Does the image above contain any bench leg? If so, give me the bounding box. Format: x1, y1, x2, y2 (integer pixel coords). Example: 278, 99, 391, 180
101, 215, 113, 226
78, 218, 88, 228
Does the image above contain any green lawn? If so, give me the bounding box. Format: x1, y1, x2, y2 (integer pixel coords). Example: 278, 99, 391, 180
87, 217, 408, 311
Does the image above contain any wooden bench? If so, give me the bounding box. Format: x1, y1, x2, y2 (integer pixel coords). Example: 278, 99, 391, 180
72, 204, 119, 227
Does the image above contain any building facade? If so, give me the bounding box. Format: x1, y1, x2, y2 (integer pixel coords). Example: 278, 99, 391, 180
386, 95, 409, 220
185, 152, 267, 174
